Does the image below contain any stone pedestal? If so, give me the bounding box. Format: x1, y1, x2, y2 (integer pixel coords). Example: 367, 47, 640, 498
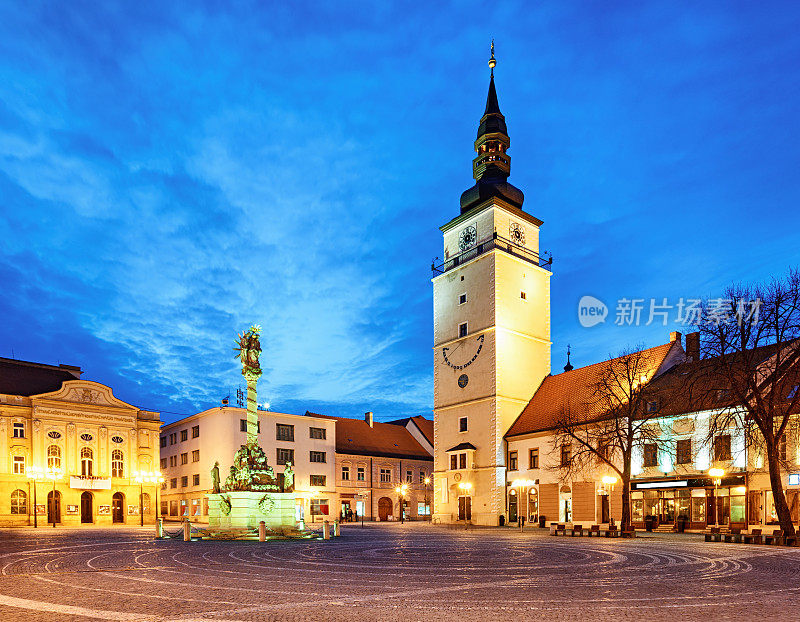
207, 492, 297, 531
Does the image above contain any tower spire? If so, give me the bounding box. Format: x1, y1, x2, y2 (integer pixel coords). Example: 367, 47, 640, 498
459, 41, 524, 214
564, 345, 574, 372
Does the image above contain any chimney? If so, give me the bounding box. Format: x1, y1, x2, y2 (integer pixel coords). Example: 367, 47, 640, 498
365, 411, 374, 427
670, 331, 682, 344
685, 332, 700, 361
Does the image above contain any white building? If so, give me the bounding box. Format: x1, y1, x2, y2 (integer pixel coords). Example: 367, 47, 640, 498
159, 406, 336, 522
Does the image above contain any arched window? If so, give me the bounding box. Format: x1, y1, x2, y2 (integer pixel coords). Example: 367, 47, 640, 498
11, 489, 27, 514
81, 447, 93, 477
111, 449, 124, 478
47, 445, 61, 470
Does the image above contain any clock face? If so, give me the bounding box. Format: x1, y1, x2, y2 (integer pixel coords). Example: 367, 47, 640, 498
509, 222, 525, 246
442, 334, 485, 370
458, 374, 469, 388
459, 225, 477, 251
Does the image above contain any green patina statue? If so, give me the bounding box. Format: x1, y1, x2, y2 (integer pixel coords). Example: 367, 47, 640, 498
211, 461, 221, 494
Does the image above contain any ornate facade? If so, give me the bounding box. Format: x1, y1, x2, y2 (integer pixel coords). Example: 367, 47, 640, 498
0, 358, 160, 526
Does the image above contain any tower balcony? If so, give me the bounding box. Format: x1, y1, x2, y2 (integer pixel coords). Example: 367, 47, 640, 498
432, 232, 553, 277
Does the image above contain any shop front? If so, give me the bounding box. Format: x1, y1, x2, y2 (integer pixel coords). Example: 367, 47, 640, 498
631, 474, 747, 531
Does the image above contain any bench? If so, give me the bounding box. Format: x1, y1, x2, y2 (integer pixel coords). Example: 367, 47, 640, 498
588, 524, 601, 537
704, 526, 722, 542
570, 524, 584, 536
621, 529, 636, 538
723, 527, 742, 543
604, 526, 620, 537
550, 523, 567, 536
764, 529, 784, 546
742, 528, 762, 544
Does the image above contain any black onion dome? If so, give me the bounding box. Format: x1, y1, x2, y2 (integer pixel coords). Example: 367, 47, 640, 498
460, 181, 524, 212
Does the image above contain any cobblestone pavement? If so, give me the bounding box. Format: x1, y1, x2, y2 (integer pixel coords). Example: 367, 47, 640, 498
0, 523, 798, 621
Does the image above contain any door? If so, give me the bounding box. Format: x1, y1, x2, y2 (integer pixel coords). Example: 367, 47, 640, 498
47, 490, 61, 524
112, 492, 124, 523
509, 496, 518, 523
81, 491, 93, 524
458, 496, 472, 521
378, 496, 392, 521
601, 495, 610, 523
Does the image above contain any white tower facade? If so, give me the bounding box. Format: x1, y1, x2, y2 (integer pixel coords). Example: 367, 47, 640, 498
432, 51, 552, 525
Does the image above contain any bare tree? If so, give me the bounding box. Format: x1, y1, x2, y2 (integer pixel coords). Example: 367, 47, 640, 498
692, 268, 800, 537
550, 347, 675, 531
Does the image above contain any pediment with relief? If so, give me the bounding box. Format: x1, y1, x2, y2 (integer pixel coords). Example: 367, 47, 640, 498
33, 380, 137, 411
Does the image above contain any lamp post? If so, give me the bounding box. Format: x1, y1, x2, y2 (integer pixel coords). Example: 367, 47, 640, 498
154, 471, 164, 523
45, 467, 63, 528
394, 483, 409, 523
709, 467, 725, 528
601, 475, 618, 527
134, 470, 145, 526
26, 466, 46, 528
511, 479, 536, 526
424, 477, 431, 520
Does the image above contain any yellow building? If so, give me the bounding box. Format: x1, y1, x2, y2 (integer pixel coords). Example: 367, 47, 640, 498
0, 357, 161, 527
432, 52, 551, 525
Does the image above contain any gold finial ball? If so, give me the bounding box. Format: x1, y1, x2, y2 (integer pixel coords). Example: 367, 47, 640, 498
488, 57, 496, 69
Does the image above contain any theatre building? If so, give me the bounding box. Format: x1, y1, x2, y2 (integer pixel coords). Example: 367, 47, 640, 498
0, 357, 161, 527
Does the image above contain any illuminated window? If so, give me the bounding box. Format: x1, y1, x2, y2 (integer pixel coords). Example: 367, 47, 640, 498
111, 449, 123, 477
310, 498, 329, 515
10, 489, 27, 514
47, 445, 61, 470
80, 447, 93, 476
12, 456, 25, 475
192, 498, 201, 516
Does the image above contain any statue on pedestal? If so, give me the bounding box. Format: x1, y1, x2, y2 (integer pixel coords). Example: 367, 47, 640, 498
283, 461, 294, 493
211, 461, 221, 494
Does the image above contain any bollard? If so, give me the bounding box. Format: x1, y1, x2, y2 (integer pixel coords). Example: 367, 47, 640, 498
334, 519, 340, 537
183, 518, 191, 542
259, 521, 266, 542
323, 520, 330, 539
156, 518, 163, 538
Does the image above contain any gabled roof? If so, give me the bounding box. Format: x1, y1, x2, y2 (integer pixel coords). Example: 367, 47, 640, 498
0, 357, 82, 397
387, 415, 434, 446
306, 413, 433, 460
505, 341, 680, 438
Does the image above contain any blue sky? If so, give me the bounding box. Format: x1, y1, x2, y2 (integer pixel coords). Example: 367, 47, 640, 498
1, 1, 799, 424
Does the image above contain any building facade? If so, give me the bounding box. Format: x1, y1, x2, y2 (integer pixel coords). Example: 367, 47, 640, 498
159, 406, 336, 523
329, 412, 434, 521
0, 358, 161, 527
432, 53, 551, 525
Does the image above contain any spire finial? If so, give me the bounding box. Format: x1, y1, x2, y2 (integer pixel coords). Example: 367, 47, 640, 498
564, 344, 574, 372
488, 39, 496, 75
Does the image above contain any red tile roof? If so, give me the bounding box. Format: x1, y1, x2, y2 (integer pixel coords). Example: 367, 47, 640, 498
505, 342, 679, 437
0, 357, 82, 397
306, 412, 433, 460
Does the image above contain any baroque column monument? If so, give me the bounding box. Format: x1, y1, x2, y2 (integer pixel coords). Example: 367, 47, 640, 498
206, 325, 299, 532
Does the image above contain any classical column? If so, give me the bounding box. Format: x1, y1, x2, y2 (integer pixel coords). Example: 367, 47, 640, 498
244, 369, 261, 446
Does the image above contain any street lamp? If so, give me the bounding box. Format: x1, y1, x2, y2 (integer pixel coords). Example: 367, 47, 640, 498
394, 483, 409, 523
134, 471, 164, 527
26, 466, 47, 528
511, 479, 536, 526
424, 477, 431, 520
709, 467, 725, 528
601, 475, 618, 527
43, 467, 63, 528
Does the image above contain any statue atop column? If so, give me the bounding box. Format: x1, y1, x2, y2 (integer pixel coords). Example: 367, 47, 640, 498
221, 325, 279, 493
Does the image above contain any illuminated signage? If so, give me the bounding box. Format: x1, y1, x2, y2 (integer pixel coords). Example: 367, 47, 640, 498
635, 480, 688, 489
789, 474, 800, 486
